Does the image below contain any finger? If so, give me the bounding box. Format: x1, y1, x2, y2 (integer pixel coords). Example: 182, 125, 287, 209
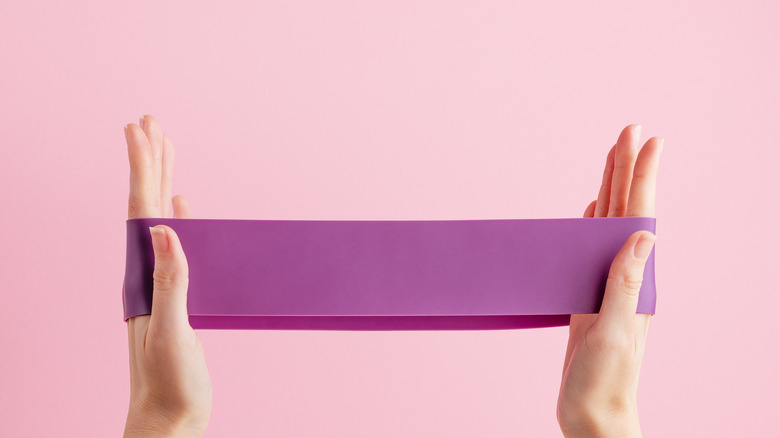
126, 124, 159, 218
607, 125, 641, 217
597, 230, 656, 330
632, 313, 652, 377
626, 137, 664, 218
140, 115, 164, 205
126, 316, 149, 383
161, 134, 175, 218
583, 199, 597, 218
172, 195, 192, 219
563, 313, 597, 366
147, 225, 191, 333
593, 144, 616, 218
127, 319, 137, 373
561, 200, 600, 378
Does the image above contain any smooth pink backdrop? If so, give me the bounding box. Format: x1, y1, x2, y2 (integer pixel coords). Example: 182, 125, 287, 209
1, 1, 777, 436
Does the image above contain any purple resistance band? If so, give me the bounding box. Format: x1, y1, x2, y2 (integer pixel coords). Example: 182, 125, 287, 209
122, 217, 656, 330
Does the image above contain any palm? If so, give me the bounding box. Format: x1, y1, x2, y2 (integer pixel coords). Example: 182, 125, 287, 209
125, 115, 195, 357
559, 124, 662, 418
124, 115, 210, 433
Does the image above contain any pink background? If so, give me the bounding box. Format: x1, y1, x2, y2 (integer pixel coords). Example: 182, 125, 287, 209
1, 1, 777, 436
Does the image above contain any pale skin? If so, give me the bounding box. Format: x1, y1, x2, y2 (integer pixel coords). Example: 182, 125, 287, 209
557, 124, 663, 437
123, 116, 662, 437
124, 115, 210, 438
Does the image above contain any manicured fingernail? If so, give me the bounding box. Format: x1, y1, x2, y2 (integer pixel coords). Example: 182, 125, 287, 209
139, 116, 145, 129
633, 233, 656, 259
149, 226, 169, 253
123, 124, 127, 131
635, 125, 642, 135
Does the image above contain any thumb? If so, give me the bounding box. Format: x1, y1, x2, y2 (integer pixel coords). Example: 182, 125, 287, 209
597, 230, 656, 330
148, 225, 191, 331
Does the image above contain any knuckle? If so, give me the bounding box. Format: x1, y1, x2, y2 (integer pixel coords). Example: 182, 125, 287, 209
624, 208, 641, 217
146, 327, 190, 351
152, 268, 187, 292
608, 273, 644, 297
128, 196, 138, 219
588, 329, 633, 353
608, 205, 624, 216
631, 172, 651, 184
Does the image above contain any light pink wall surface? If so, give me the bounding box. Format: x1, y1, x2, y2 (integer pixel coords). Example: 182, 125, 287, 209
1, 1, 777, 436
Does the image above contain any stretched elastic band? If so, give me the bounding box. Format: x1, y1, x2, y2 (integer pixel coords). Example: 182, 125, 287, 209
122, 217, 656, 330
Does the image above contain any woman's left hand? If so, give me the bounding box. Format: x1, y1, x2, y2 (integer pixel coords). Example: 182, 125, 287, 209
557, 124, 663, 437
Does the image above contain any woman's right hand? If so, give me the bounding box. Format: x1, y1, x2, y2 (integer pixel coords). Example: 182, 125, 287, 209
123, 115, 211, 438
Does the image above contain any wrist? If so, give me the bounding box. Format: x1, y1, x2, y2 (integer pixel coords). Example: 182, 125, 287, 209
559, 400, 641, 438
124, 416, 204, 438
124, 398, 206, 438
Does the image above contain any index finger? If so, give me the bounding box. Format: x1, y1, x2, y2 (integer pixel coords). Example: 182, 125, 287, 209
126, 123, 158, 219
625, 137, 664, 217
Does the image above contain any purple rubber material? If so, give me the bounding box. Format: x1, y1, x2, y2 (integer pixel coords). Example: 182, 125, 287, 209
122, 217, 656, 330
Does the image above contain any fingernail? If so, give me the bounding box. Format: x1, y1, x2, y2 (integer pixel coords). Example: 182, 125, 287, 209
123, 124, 127, 131
633, 125, 642, 150
149, 226, 169, 253
633, 233, 656, 259
139, 116, 145, 129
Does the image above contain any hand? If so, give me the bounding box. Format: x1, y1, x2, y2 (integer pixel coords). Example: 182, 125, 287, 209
557, 125, 663, 437
123, 115, 211, 437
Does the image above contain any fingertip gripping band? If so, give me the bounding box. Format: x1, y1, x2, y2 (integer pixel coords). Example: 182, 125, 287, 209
123, 217, 656, 330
